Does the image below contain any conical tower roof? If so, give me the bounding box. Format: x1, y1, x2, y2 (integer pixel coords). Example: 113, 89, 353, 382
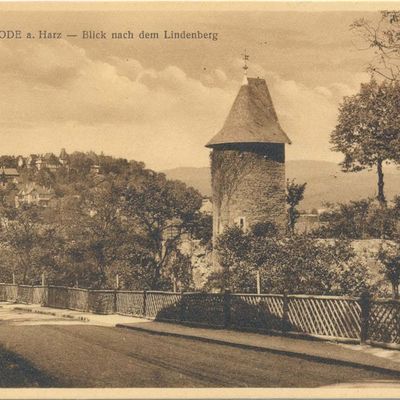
206, 77, 291, 147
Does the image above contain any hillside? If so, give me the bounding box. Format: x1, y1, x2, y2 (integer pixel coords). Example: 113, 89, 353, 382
163, 160, 400, 211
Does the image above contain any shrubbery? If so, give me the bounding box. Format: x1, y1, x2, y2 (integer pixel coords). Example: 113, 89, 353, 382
209, 223, 374, 296
0, 152, 211, 291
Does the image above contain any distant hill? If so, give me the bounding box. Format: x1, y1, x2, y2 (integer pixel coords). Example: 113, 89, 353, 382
163, 166, 212, 198
163, 160, 400, 211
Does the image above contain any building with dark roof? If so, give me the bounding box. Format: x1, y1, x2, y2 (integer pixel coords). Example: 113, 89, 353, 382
15, 183, 55, 208
206, 75, 291, 245
0, 167, 20, 187
36, 153, 61, 172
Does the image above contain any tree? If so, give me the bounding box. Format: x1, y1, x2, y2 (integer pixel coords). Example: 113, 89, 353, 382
266, 236, 331, 295
246, 222, 280, 294
188, 212, 213, 249
351, 11, 400, 81
211, 225, 252, 291
286, 179, 307, 234
315, 199, 372, 239
314, 198, 398, 239
0, 205, 60, 284
35, 168, 56, 189
124, 172, 203, 289
0, 155, 17, 168
47, 153, 60, 167
165, 249, 194, 291
69, 151, 94, 176
61, 179, 131, 288
331, 78, 400, 205
211, 225, 371, 296
0, 151, 207, 289
378, 241, 400, 299
211, 223, 281, 293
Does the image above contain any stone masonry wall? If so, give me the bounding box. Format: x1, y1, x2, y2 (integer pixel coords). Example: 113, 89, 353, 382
211, 143, 286, 243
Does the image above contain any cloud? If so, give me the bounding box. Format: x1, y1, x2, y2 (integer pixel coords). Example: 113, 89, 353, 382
0, 40, 236, 169
0, 43, 371, 170
0, 40, 235, 126
266, 70, 369, 162
107, 56, 144, 81
230, 58, 370, 163
0, 41, 86, 87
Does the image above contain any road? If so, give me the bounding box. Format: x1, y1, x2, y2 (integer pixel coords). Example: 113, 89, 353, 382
0, 307, 398, 387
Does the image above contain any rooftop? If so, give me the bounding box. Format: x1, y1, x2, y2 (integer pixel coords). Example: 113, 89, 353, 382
206, 77, 291, 148
1, 167, 19, 176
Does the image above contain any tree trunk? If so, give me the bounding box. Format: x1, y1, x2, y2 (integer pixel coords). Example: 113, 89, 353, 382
152, 263, 162, 289
377, 159, 386, 206
152, 239, 167, 289
392, 282, 399, 300
222, 265, 230, 292
288, 207, 295, 235
22, 260, 29, 285
97, 258, 107, 288
99, 267, 107, 288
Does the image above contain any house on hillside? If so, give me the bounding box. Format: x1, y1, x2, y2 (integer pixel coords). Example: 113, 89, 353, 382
0, 167, 20, 187
26, 155, 37, 169
36, 153, 61, 172
90, 164, 101, 174
15, 183, 55, 208
200, 198, 212, 215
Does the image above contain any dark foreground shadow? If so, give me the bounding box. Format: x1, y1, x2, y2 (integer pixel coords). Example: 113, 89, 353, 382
155, 294, 292, 332
0, 346, 61, 387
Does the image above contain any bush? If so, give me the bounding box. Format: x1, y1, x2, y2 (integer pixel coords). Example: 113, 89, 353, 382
211, 225, 373, 295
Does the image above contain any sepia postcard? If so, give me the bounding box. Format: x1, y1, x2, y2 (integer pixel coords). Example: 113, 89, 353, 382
1, 1, 400, 399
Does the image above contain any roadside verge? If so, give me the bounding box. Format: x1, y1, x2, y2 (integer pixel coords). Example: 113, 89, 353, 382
117, 320, 400, 377
7, 302, 400, 377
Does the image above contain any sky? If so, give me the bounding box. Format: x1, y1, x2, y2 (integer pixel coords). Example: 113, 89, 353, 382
0, 3, 382, 170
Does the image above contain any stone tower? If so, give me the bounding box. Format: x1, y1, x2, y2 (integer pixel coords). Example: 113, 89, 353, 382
206, 76, 291, 244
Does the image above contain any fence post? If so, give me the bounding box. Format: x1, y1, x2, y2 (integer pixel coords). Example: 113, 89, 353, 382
30, 283, 34, 304
42, 284, 48, 306
282, 291, 290, 334
17, 284, 21, 304
360, 290, 371, 344
223, 289, 231, 328
142, 289, 147, 317
256, 269, 261, 295
12, 273, 16, 285
113, 290, 118, 314
179, 291, 185, 322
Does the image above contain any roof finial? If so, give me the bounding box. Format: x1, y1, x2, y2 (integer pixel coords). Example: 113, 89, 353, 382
242, 49, 249, 85
242, 49, 249, 75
